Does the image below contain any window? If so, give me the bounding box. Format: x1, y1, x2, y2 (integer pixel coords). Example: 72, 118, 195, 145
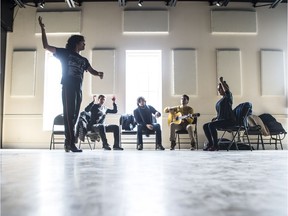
43, 51, 62, 130
125, 50, 162, 118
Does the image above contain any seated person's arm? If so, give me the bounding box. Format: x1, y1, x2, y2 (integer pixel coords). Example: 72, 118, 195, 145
164, 106, 178, 113
186, 107, 194, 124
85, 101, 94, 112
106, 103, 117, 114
133, 109, 143, 125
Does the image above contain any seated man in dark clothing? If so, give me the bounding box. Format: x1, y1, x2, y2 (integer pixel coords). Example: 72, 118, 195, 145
85, 95, 123, 150
133, 96, 165, 150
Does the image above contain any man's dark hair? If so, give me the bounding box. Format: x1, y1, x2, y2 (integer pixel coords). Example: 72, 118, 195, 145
98, 95, 106, 100
137, 96, 146, 106
183, 94, 189, 101
65, 35, 85, 51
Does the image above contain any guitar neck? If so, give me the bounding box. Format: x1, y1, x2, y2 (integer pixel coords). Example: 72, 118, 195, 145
178, 114, 192, 120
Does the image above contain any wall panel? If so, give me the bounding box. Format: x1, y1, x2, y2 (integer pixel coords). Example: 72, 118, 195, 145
11, 50, 36, 97
261, 50, 285, 96
211, 9, 257, 34
216, 49, 242, 96
91, 49, 115, 95
123, 10, 169, 33
173, 49, 197, 95
35, 11, 81, 34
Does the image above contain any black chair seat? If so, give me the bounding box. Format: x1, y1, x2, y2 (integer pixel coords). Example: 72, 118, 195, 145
176, 129, 188, 134
121, 130, 137, 135
52, 131, 65, 135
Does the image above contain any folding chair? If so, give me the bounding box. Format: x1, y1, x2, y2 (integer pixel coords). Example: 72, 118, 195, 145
217, 102, 253, 151
175, 113, 200, 150
244, 125, 265, 150
49, 114, 65, 150
78, 131, 100, 150
244, 113, 287, 150
258, 113, 287, 150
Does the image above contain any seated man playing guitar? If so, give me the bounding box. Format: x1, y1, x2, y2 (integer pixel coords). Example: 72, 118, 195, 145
164, 94, 196, 150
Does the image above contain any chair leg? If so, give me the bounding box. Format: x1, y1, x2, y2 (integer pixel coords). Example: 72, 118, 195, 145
78, 136, 92, 150
279, 135, 283, 150
227, 131, 239, 151
243, 128, 252, 151
273, 136, 278, 150
50, 135, 53, 150
218, 131, 227, 149
177, 134, 181, 150
273, 134, 283, 150
87, 137, 92, 150
260, 134, 265, 150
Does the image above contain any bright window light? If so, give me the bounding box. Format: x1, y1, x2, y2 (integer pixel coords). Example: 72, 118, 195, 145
125, 50, 162, 119
43, 51, 62, 131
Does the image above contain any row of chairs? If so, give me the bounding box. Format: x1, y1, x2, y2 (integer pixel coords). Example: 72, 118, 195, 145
50, 102, 270, 151
49, 114, 200, 150
244, 114, 287, 150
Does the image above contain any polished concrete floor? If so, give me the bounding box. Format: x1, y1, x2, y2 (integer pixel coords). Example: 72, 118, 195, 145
1, 149, 287, 216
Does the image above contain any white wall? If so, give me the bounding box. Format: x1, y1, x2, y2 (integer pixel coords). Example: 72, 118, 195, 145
3, 2, 287, 149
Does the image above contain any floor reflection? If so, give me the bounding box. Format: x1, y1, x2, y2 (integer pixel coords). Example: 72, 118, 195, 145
1, 149, 287, 216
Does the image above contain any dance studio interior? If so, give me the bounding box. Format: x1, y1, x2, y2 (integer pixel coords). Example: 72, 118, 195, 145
1, 0, 287, 215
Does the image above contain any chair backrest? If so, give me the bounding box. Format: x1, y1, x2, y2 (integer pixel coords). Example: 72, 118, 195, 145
192, 113, 200, 125
233, 102, 252, 126
53, 114, 64, 129
259, 113, 287, 134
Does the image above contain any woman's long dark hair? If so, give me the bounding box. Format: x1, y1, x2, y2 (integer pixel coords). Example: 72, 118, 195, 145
65, 35, 84, 51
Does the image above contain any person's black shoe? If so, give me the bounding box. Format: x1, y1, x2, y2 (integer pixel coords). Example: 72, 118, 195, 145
103, 144, 111, 150
170, 141, 176, 150
191, 141, 196, 150
208, 146, 219, 151
203, 144, 211, 151
156, 144, 165, 150
137, 144, 143, 150
65, 144, 83, 153
64, 145, 69, 152
113, 146, 124, 150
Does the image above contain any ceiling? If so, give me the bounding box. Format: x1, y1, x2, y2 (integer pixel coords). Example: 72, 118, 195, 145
24, 0, 287, 2
13, 0, 287, 9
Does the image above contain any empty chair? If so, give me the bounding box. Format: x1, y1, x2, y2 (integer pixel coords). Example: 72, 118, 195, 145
245, 113, 287, 150
50, 114, 65, 150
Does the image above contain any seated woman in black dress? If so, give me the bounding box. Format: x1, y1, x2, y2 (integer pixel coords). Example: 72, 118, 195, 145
203, 77, 236, 151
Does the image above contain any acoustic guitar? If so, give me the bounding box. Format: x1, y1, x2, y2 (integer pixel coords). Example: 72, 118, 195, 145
167, 112, 192, 125
167, 112, 200, 125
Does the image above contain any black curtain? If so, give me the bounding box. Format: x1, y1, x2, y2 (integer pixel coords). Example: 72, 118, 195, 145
1, 0, 14, 148
0, 27, 7, 148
